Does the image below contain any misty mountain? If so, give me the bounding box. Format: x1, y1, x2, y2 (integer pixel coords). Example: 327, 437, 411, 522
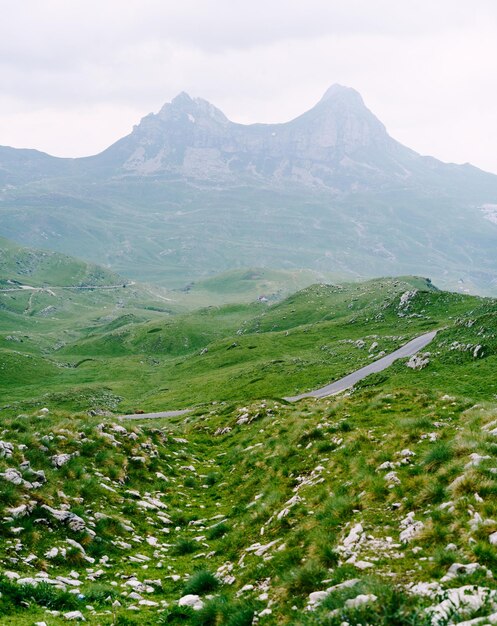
0, 85, 496, 292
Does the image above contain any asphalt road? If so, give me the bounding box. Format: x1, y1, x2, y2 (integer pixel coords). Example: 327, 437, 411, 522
284, 330, 437, 401
121, 408, 192, 420
119, 330, 437, 420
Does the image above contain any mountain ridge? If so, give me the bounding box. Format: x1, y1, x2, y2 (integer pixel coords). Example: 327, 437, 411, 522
0, 85, 496, 294
1, 84, 492, 187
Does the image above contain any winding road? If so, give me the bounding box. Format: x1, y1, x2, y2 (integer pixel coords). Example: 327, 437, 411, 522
284, 330, 437, 401
120, 330, 437, 420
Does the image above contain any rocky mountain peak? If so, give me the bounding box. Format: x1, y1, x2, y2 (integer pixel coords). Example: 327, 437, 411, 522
156, 92, 229, 125
104, 85, 408, 185
319, 83, 364, 105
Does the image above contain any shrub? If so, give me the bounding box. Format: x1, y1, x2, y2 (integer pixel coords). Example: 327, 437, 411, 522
159, 605, 194, 623
222, 601, 255, 626
0, 577, 79, 611
205, 472, 218, 486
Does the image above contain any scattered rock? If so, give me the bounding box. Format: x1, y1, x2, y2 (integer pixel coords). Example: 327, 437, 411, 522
178, 594, 204, 611
63, 610, 86, 621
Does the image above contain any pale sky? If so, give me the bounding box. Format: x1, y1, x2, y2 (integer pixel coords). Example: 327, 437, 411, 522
1, 1, 497, 173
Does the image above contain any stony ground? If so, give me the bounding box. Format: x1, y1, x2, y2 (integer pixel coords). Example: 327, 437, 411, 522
2, 385, 497, 625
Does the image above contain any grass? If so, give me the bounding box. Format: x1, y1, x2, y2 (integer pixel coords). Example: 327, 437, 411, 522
3, 263, 497, 623
3, 272, 497, 416
0, 387, 497, 623
183, 570, 219, 595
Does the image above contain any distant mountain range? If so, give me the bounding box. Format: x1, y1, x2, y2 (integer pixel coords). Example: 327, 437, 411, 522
0, 85, 496, 292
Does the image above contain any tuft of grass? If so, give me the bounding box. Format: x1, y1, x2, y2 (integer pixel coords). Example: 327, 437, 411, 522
207, 521, 230, 540
0, 576, 79, 611
287, 560, 328, 596
183, 570, 219, 596
172, 538, 199, 556
423, 441, 454, 470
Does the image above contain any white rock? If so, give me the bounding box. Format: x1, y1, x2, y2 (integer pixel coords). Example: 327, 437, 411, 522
399, 512, 424, 543
7, 503, 31, 518
178, 594, 204, 611
441, 562, 491, 583
125, 578, 151, 592
408, 581, 442, 598
41, 505, 87, 533
128, 592, 143, 600
46, 547, 59, 559
465, 453, 491, 469
0, 440, 14, 458
245, 539, 281, 556
0, 468, 23, 485
307, 590, 330, 610
427, 585, 496, 625
345, 593, 377, 609
377, 461, 396, 470
343, 523, 364, 548
51, 453, 74, 468
354, 560, 374, 570
67, 539, 85, 553
384, 471, 401, 485
258, 608, 272, 616
63, 610, 86, 621
406, 353, 430, 370
306, 579, 360, 611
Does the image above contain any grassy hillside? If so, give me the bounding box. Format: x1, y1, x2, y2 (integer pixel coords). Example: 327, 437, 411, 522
0, 236, 122, 289
2, 272, 496, 415
2, 178, 497, 295
169, 268, 336, 309
2, 388, 497, 624
2, 258, 497, 623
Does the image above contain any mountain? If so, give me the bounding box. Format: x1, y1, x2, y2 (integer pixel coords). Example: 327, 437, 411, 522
94, 85, 416, 188
1, 85, 497, 292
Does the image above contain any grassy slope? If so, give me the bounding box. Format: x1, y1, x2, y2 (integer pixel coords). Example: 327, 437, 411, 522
0, 235, 122, 288
168, 268, 336, 309
0, 279, 495, 412
3, 275, 497, 414
3, 178, 497, 295
2, 271, 497, 623
2, 388, 497, 625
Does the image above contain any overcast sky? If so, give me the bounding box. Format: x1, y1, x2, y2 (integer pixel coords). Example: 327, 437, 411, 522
1, 1, 497, 173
